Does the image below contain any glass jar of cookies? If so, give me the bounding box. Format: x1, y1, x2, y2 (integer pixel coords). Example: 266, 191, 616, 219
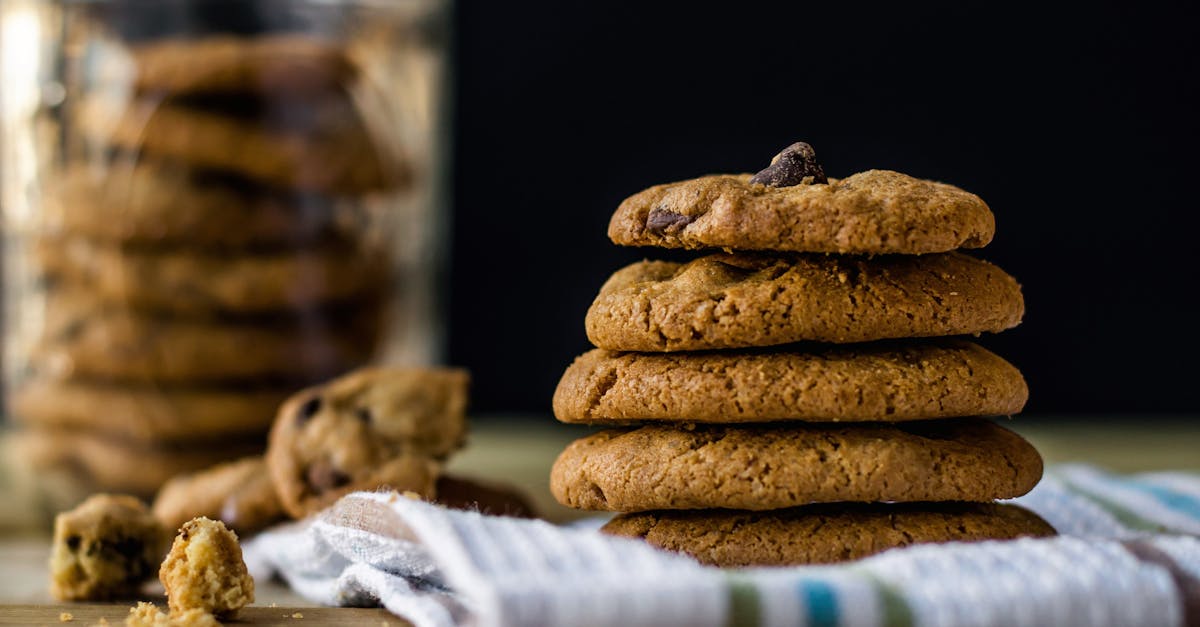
0, 0, 450, 514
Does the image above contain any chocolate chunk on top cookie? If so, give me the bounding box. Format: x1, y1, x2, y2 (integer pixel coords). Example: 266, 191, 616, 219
266, 367, 469, 518
554, 340, 1028, 424
610, 169, 994, 254
603, 502, 1056, 567
550, 420, 1043, 512
586, 251, 1024, 352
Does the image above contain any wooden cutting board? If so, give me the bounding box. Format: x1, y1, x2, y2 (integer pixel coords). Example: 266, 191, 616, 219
0, 604, 405, 626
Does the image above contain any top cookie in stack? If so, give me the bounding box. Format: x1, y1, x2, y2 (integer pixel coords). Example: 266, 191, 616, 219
550, 142, 1052, 567
13, 34, 407, 500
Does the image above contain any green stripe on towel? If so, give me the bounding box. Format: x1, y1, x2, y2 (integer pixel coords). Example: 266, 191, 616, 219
725, 573, 762, 627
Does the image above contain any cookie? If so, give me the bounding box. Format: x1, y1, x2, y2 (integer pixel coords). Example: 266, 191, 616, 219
49, 494, 168, 601
586, 251, 1023, 352
153, 458, 285, 535
78, 93, 400, 194
31, 290, 382, 383
602, 502, 1056, 567
49, 160, 345, 247
554, 340, 1027, 424
159, 517, 254, 619
550, 421, 1042, 511
17, 428, 263, 497
12, 379, 289, 443
132, 35, 356, 95
266, 367, 469, 518
609, 170, 994, 254
38, 236, 387, 315
435, 475, 536, 518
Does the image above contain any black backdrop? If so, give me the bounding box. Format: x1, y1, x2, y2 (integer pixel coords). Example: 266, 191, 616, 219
448, 1, 1200, 415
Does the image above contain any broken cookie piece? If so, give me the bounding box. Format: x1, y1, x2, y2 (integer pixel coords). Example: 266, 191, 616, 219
50, 494, 167, 601
159, 517, 254, 619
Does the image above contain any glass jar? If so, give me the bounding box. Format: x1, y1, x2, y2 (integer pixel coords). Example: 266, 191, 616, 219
0, 0, 450, 513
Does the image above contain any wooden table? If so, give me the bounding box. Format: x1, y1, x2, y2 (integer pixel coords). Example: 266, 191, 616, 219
1, 416, 1197, 623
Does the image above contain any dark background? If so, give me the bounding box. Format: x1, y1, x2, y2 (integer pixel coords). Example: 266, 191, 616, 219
448, 1, 1200, 415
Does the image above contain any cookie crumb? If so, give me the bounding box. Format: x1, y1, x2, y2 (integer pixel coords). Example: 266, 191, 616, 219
59, 612, 73, 622
292, 612, 304, 618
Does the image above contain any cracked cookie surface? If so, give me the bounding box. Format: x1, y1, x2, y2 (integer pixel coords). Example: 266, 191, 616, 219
550, 421, 1042, 511
554, 340, 1027, 424
609, 170, 994, 254
602, 502, 1055, 567
585, 251, 1023, 351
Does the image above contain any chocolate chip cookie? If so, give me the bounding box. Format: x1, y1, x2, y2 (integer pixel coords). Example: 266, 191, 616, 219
266, 367, 469, 518
554, 340, 1028, 424
50, 160, 346, 247
131, 34, 356, 96
38, 236, 388, 315
602, 502, 1056, 567
585, 251, 1024, 351
49, 494, 168, 601
550, 420, 1042, 511
12, 379, 288, 444
31, 289, 382, 383
153, 458, 285, 535
78, 93, 402, 194
18, 428, 262, 497
609, 169, 994, 254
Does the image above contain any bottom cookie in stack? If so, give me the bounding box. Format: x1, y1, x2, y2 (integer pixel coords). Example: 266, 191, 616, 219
603, 502, 1056, 567
550, 421, 1053, 566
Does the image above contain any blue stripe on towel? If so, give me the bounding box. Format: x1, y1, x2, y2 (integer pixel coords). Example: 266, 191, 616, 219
796, 578, 839, 627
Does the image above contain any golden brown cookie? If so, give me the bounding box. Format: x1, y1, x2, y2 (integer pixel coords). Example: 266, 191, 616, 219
550, 421, 1042, 511
586, 251, 1024, 351
30, 289, 382, 384
153, 458, 286, 535
49, 494, 168, 601
12, 379, 289, 444
609, 170, 994, 254
48, 160, 346, 247
266, 367, 469, 518
602, 502, 1055, 567
554, 340, 1027, 424
16, 428, 263, 498
159, 518, 254, 619
132, 35, 356, 95
78, 93, 401, 194
38, 236, 387, 315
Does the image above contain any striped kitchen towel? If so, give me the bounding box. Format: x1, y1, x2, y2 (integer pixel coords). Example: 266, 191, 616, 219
243, 464, 1200, 627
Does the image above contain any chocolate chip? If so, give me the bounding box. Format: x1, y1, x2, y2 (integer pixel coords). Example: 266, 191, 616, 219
306, 460, 351, 493
749, 141, 827, 187
295, 396, 322, 425
646, 207, 696, 235
355, 407, 372, 424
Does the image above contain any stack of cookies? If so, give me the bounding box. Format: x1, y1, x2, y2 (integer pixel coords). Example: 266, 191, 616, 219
12, 34, 406, 499
550, 142, 1054, 567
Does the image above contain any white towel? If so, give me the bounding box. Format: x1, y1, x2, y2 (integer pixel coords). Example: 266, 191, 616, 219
243, 464, 1200, 627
